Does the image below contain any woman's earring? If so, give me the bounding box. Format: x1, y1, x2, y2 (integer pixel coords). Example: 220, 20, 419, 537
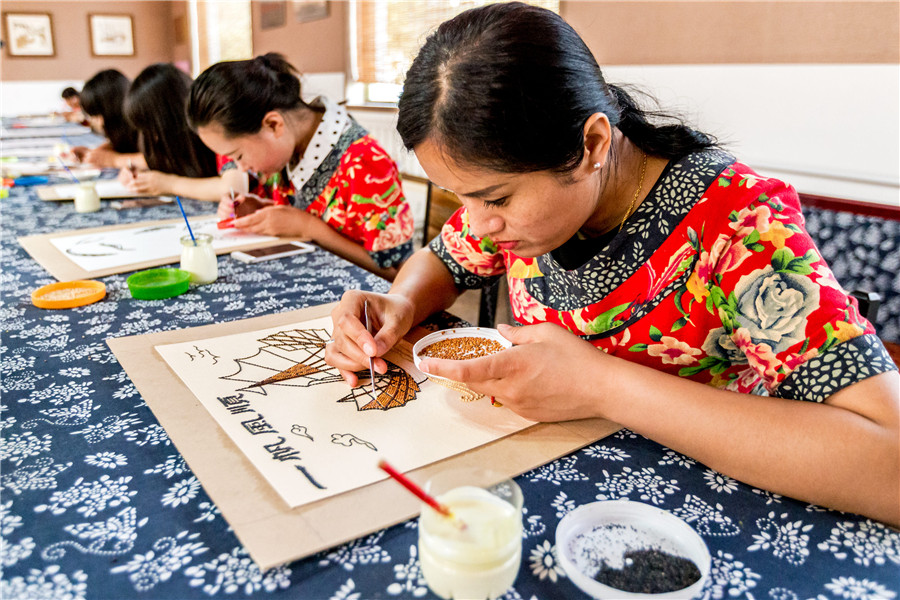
592, 162, 601, 169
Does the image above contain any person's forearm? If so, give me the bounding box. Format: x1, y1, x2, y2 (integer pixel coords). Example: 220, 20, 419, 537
112, 152, 144, 170
162, 174, 230, 201
599, 358, 900, 525
389, 248, 461, 327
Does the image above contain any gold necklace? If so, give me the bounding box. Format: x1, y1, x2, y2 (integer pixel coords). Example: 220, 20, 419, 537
618, 152, 648, 233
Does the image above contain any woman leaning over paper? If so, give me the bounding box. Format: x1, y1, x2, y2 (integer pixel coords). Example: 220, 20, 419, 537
118, 63, 247, 201
70, 69, 142, 169
325, 3, 899, 527
187, 54, 415, 281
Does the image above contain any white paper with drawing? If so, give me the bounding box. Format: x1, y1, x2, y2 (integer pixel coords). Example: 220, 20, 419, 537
38, 179, 148, 200
48, 217, 278, 271
154, 316, 534, 508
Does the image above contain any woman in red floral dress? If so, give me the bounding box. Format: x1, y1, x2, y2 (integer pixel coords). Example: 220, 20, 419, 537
188, 54, 414, 281
325, 3, 898, 526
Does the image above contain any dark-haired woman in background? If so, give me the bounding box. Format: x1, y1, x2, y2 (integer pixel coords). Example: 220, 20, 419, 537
71, 69, 142, 168
187, 53, 414, 280
119, 63, 247, 200
325, 3, 899, 526
59, 87, 86, 124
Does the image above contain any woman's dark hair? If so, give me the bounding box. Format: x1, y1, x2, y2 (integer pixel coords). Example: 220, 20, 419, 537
124, 63, 217, 178
187, 53, 313, 136
61, 87, 79, 100
398, 2, 716, 175
80, 69, 139, 154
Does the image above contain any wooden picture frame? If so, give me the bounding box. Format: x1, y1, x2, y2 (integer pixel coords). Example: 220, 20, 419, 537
259, 1, 287, 30
88, 13, 134, 57
293, 0, 328, 23
3, 12, 55, 57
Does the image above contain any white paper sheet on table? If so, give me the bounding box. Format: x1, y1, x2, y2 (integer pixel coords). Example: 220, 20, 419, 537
1, 137, 60, 150
48, 217, 278, 271
1, 125, 91, 138
0, 147, 58, 158
154, 316, 534, 508
0, 160, 99, 178
5, 115, 66, 127
37, 179, 145, 201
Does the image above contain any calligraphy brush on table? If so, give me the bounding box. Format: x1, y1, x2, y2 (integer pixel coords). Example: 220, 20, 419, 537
364, 300, 377, 399
377, 459, 466, 530
56, 155, 80, 184
175, 196, 196, 246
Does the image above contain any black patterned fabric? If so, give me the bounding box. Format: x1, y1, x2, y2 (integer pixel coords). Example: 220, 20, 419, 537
774, 334, 896, 402
802, 206, 900, 343
371, 241, 413, 270
534, 150, 734, 309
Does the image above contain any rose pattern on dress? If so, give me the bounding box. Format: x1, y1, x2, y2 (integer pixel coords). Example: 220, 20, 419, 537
732, 265, 819, 354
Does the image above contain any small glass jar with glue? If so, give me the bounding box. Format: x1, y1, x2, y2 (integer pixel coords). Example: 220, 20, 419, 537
180, 234, 218, 284
418, 468, 523, 599
73, 182, 101, 213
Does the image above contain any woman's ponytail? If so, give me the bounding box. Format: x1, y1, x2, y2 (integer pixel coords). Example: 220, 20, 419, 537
188, 53, 309, 136
609, 84, 717, 160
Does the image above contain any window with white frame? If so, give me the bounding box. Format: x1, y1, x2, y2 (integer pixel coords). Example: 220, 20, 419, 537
349, 0, 559, 104
189, 0, 253, 77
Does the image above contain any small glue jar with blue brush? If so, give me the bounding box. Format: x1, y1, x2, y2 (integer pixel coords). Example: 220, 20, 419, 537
180, 234, 217, 284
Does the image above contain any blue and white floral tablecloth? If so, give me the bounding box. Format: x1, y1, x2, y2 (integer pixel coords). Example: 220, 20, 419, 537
2, 180, 899, 600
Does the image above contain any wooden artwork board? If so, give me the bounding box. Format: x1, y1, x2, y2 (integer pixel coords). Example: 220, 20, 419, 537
37, 179, 151, 201
0, 161, 100, 178
18, 216, 299, 281
106, 304, 622, 570
0, 125, 91, 138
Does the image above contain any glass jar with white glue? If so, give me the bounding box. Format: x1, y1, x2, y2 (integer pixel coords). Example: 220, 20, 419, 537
418, 469, 523, 599
73, 182, 101, 213
180, 234, 218, 284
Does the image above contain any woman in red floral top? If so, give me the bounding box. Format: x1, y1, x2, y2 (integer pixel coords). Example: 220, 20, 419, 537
188, 54, 414, 280
325, 4, 899, 526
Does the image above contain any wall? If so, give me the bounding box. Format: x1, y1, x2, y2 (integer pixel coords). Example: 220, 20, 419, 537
1, 1, 176, 81
557, 1, 899, 207
560, 1, 898, 65
250, 0, 346, 73
169, 1, 191, 69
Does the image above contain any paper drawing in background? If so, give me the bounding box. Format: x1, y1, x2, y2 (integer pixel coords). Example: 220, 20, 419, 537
155, 316, 534, 508
48, 218, 278, 271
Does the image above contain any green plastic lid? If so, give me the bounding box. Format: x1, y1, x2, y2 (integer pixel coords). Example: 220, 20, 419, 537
126, 268, 191, 300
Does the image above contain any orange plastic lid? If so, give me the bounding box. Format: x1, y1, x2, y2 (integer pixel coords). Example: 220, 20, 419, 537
32, 280, 106, 309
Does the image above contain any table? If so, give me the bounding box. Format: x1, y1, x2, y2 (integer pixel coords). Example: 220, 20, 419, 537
2, 161, 899, 600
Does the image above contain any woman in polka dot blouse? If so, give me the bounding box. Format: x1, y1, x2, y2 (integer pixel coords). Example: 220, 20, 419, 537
188, 53, 415, 281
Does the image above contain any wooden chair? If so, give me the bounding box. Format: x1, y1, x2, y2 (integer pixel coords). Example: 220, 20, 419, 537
850, 289, 882, 322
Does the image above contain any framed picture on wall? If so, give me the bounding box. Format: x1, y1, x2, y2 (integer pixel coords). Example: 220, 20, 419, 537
4, 12, 55, 57
293, 0, 328, 24
88, 14, 134, 57
260, 1, 287, 30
